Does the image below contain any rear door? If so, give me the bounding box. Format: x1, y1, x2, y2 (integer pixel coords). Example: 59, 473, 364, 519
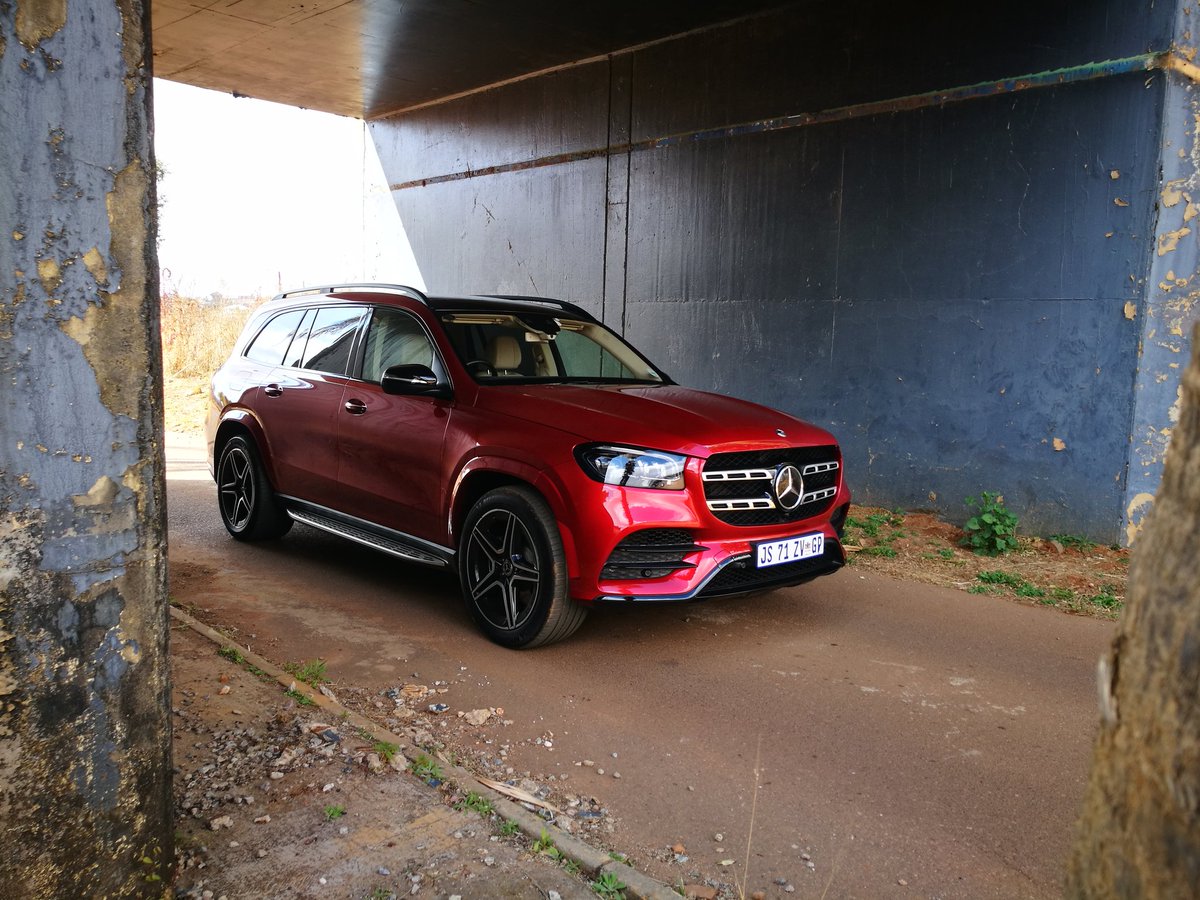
255, 305, 365, 509
336, 307, 452, 543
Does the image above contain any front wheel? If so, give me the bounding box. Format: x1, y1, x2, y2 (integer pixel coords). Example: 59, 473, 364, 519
458, 486, 587, 648
216, 435, 293, 541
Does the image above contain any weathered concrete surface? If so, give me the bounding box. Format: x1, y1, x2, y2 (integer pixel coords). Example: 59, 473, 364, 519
0, 1, 171, 895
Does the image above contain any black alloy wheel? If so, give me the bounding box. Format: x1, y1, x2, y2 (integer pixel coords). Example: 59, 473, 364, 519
216, 435, 293, 541
459, 486, 586, 648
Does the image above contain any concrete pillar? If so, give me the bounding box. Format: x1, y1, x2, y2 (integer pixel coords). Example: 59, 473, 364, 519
0, 1, 171, 895
1122, 0, 1200, 545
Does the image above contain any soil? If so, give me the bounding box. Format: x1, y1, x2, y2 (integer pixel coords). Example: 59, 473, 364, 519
170, 619, 593, 899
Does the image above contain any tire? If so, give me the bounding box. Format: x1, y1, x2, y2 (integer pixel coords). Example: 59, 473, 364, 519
216, 435, 293, 541
458, 486, 587, 648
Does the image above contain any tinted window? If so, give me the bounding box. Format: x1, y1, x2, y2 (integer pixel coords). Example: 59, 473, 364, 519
299, 307, 364, 375
283, 309, 316, 368
244, 309, 305, 366
362, 309, 435, 382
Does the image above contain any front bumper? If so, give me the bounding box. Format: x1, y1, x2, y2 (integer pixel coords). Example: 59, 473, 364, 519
556, 454, 851, 603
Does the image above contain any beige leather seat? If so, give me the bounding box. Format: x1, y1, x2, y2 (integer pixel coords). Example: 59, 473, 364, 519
487, 335, 522, 375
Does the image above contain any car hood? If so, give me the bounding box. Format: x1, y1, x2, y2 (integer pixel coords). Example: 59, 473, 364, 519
475, 383, 836, 457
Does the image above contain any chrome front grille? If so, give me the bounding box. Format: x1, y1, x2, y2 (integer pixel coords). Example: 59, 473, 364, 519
702, 446, 841, 526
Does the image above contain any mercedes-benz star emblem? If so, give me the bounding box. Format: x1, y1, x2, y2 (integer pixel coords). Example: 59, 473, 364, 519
773, 464, 804, 511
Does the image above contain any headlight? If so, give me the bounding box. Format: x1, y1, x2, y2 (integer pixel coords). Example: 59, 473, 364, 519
575, 445, 686, 490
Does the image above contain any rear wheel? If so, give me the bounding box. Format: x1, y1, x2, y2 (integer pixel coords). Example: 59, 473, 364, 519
216, 435, 293, 541
458, 486, 587, 648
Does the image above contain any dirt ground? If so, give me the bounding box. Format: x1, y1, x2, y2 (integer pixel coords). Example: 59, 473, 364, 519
166, 373, 1127, 624
170, 618, 599, 900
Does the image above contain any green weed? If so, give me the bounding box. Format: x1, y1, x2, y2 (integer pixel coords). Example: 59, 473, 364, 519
1050, 533, 1097, 552
284, 658, 328, 686
285, 688, 314, 707
217, 646, 244, 664
408, 753, 442, 784
977, 570, 1022, 586
962, 492, 1019, 556
368, 740, 397, 763
860, 546, 898, 558
324, 804, 345, 821
591, 871, 627, 899
499, 819, 520, 837
456, 791, 494, 816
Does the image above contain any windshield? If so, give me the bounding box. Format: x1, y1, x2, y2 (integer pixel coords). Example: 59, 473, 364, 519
440, 312, 667, 384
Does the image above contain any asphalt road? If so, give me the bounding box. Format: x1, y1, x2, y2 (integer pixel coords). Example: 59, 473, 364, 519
166, 432, 1115, 899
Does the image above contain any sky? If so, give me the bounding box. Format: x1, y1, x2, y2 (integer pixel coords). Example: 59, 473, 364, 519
152, 79, 423, 299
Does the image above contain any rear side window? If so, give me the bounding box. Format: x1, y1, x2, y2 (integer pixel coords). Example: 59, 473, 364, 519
295, 307, 365, 376
244, 309, 305, 366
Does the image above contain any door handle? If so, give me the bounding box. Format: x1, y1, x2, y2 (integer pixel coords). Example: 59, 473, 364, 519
344, 399, 367, 415
263, 383, 283, 397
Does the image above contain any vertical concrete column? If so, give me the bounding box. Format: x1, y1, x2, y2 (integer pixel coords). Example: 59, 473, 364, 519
0, 1, 171, 896
1123, 1, 1200, 544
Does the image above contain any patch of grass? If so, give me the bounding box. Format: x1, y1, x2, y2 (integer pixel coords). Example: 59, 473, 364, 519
1051, 533, 1097, 552
962, 491, 1019, 556
938, 548, 956, 560
562, 858, 581, 876
860, 546, 898, 558
284, 658, 328, 687
324, 804, 345, 821
532, 829, 556, 855
408, 753, 442, 784
217, 646, 244, 664
846, 510, 905, 538
456, 791, 494, 816
285, 688, 314, 707
968, 585, 995, 595
977, 570, 1023, 586
591, 871, 627, 899
1085, 583, 1122, 609
975, 570, 1044, 599
1051, 587, 1076, 602
246, 664, 269, 679
498, 819, 520, 837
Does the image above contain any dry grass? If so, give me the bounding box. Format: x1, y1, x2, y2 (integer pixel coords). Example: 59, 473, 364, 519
160, 294, 259, 379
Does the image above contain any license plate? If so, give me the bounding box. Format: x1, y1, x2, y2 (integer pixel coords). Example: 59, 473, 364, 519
756, 532, 824, 568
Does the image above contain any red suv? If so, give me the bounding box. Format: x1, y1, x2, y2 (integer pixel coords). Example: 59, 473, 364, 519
207, 284, 849, 647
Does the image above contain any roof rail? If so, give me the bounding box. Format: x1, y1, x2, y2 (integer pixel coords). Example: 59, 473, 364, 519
276, 283, 429, 303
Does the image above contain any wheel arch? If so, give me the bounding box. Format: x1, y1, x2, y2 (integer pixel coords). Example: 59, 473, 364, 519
449, 460, 579, 576
212, 411, 279, 489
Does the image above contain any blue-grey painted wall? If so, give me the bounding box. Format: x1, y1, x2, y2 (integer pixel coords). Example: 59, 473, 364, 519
370, 0, 1200, 543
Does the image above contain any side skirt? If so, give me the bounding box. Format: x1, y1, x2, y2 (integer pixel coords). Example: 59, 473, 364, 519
280, 497, 455, 569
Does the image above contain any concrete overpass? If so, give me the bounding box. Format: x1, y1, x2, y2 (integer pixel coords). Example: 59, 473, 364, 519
2, 0, 1199, 893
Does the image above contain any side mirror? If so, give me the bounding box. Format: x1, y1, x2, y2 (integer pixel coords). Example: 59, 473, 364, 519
381, 364, 452, 399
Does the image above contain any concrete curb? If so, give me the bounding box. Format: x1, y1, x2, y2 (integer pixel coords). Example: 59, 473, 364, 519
170, 606, 681, 900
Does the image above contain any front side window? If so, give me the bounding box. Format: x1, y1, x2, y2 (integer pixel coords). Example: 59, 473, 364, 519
361, 308, 436, 382
440, 312, 665, 384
